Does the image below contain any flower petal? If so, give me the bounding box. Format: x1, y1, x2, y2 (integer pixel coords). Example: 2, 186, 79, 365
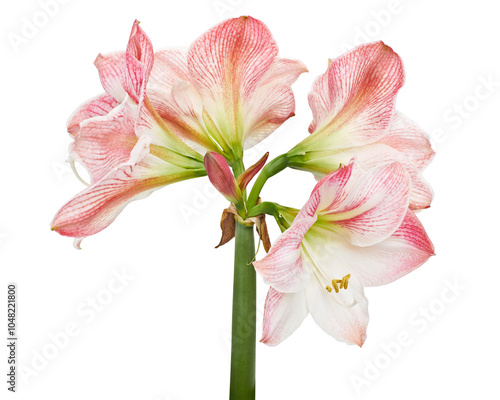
378, 111, 435, 171
260, 58, 308, 87
147, 49, 219, 152
147, 49, 222, 153
305, 274, 369, 346
307, 41, 404, 148
331, 144, 433, 210
149, 48, 190, 93
242, 83, 296, 149
124, 20, 154, 104
148, 83, 221, 154
70, 100, 138, 184
261, 287, 309, 346
94, 51, 127, 102
253, 203, 318, 292
242, 58, 307, 148
350, 209, 434, 286
136, 96, 205, 163
51, 138, 204, 242
311, 160, 364, 212
307, 210, 434, 287
187, 16, 278, 150
318, 161, 411, 246
66, 93, 119, 137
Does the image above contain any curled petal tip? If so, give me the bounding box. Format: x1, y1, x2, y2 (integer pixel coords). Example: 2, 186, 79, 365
131, 19, 141, 32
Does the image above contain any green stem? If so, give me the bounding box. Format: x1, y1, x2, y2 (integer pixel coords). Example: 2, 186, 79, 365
247, 154, 289, 209
232, 158, 245, 179
230, 221, 256, 400
247, 201, 294, 232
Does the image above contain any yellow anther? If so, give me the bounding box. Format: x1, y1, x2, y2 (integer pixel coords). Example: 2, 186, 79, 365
340, 274, 351, 290
329, 274, 351, 294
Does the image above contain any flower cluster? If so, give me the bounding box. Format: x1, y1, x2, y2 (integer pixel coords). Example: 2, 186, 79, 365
52, 17, 434, 346
51, 17, 305, 248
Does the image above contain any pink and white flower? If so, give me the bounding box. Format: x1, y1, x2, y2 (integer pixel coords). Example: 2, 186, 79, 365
53, 17, 307, 247
253, 160, 434, 346
147, 16, 307, 163
51, 21, 206, 248
287, 41, 434, 211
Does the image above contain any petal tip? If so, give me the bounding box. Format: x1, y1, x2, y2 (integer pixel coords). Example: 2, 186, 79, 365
356, 333, 367, 347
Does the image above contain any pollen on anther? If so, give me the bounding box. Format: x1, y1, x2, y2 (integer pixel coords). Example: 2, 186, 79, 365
340, 274, 351, 290
326, 286, 332, 293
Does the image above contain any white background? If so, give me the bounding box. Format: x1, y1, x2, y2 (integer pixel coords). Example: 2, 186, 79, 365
1, 0, 499, 399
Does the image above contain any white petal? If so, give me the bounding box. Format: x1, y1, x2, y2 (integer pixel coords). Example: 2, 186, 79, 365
261, 287, 309, 346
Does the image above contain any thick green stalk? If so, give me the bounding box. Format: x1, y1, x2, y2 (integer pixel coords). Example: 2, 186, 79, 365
230, 221, 256, 399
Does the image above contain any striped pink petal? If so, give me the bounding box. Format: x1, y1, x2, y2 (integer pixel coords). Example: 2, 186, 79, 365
188, 16, 277, 112
261, 287, 309, 346
94, 51, 127, 102
253, 208, 317, 293
243, 83, 296, 149
69, 100, 138, 185
149, 49, 190, 93
66, 93, 119, 137
124, 20, 154, 104
331, 144, 433, 210
187, 16, 303, 153
135, 95, 205, 162
148, 79, 220, 154
308, 41, 404, 148
319, 161, 411, 246
311, 160, 364, 212
260, 58, 308, 87
335, 209, 435, 287
243, 59, 307, 149
378, 111, 435, 171
51, 138, 203, 244
147, 49, 218, 152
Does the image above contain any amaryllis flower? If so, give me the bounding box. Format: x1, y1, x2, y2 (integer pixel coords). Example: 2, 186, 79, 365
146, 16, 307, 163
286, 41, 434, 211
253, 160, 434, 346
51, 21, 206, 248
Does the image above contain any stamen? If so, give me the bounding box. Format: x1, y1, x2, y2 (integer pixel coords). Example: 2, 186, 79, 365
340, 274, 350, 289
300, 241, 354, 307
329, 274, 351, 294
